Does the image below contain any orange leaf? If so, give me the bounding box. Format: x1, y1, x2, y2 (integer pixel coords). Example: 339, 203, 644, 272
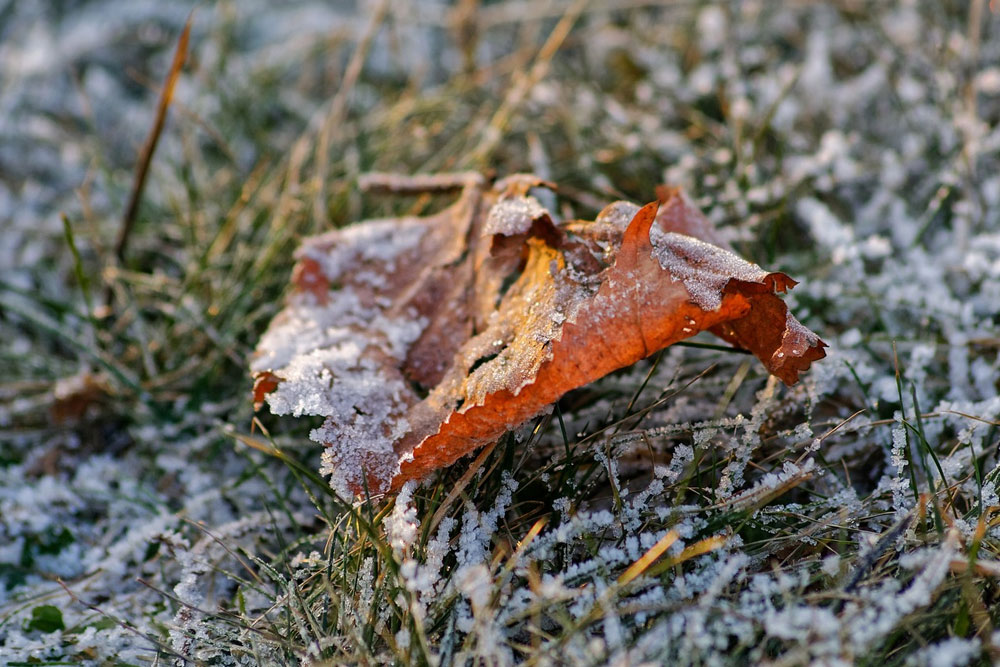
251, 174, 826, 496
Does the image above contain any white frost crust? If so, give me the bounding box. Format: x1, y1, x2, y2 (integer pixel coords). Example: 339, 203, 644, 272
253, 218, 431, 495
595, 201, 641, 230
250, 290, 425, 373
298, 217, 427, 282
317, 416, 406, 499
264, 347, 398, 419
266, 344, 412, 496
384, 481, 420, 554
650, 229, 769, 311
774, 311, 821, 363
483, 195, 547, 236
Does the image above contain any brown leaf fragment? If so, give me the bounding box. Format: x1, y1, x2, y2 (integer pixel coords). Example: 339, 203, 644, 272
252, 371, 283, 412
251, 174, 826, 496
50, 371, 110, 424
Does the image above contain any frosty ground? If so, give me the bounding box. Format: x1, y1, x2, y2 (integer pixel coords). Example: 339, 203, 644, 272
2, 1, 1000, 665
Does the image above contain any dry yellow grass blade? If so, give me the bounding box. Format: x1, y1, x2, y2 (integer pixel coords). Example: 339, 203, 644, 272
644, 535, 728, 579
618, 530, 679, 586
426, 441, 500, 536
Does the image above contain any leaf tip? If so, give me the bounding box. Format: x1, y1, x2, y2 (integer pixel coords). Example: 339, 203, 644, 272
622, 200, 661, 249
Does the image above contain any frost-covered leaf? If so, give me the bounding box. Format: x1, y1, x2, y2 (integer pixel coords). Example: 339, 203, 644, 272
251, 174, 826, 495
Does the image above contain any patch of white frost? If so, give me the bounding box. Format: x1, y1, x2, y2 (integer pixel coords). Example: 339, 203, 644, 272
385, 481, 420, 555
483, 195, 547, 236
299, 218, 427, 281
258, 307, 420, 496
253, 216, 434, 495
595, 201, 641, 230
650, 229, 769, 310
250, 289, 425, 373
777, 311, 821, 360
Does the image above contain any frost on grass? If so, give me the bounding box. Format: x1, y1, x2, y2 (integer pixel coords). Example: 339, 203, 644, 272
252, 177, 824, 495
384, 481, 420, 555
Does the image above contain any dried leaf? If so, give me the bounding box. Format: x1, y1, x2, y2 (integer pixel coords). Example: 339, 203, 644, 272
251, 174, 826, 496
50, 371, 110, 424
